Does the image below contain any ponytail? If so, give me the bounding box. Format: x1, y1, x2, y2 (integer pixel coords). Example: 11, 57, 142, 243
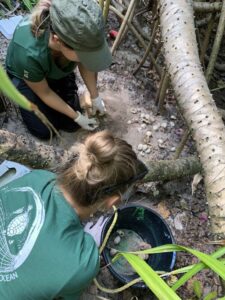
57, 131, 138, 207
30, 4, 50, 38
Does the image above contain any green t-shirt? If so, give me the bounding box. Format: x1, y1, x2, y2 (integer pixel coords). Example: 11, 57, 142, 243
0, 170, 99, 300
6, 16, 76, 82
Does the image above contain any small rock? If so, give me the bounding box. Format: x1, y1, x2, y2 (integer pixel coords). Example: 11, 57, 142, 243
116, 230, 125, 237
110, 248, 118, 257
114, 236, 121, 245
170, 147, 176, 152
145, 148, 151, 154
153, 189, 159, 197
140, 152, 145, 156
170, 115, 177, 120
153, 124, 160, 131
142, 144, 148, 151
161, 122, 167, 129
127, 120, 132, 125
141, 124, 147, 129
138, 144, 144, 151
131, 108, 138, 114
138, 253, 149, 260
141, 113, 152, 124
180, 199, 188, 210
149, 116, 155, 123
133, 117, 139, 123
170, 121, 175, 127
174, 213, 186, 230
158, 139, 164, 144
146, 131, 152, 137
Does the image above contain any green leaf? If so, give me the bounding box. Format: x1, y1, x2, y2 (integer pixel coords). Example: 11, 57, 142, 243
117, 252, 181, 300
22, 0, 33, 11
114, 244, 225, 292
0, 65, 32, 110
204, 291, 217, 300
193, 280, 202, 299
2, 0, 13, 10
125, 244, 225, 282
172, 247, 225, 291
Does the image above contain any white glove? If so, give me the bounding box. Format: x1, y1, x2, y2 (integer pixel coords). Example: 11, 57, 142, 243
84, 216, 108, 247
92, 96, 106, 116
74, 111, 98, 131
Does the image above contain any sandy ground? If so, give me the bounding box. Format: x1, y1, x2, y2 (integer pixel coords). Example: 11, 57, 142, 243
0, 15, 223, 299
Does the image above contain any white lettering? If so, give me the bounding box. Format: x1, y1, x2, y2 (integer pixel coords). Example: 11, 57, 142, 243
0, 272, 18, 282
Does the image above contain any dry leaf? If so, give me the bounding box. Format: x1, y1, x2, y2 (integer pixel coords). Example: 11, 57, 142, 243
191, 173, 203, 195
157, 201, 170, 218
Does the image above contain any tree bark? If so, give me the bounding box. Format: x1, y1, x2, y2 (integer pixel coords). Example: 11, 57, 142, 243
193, 2, 222, 13
143, 156, 202, 182
0, 129, 201, 182
0, 129, 71, 169
159, 0, 225, 238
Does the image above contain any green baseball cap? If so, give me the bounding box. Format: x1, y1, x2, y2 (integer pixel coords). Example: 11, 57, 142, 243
50, 0, 112, 72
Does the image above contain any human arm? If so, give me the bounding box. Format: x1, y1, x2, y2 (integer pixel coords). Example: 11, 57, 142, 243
55, 231, 100, 300
24, 79, 98, 130
78, 63, 106, 116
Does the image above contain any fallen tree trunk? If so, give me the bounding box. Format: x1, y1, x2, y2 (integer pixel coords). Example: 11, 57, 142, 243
159, 0, 225, 238
143, 156, 201, 182
193, 2, 222, 13
0, 129, 71, 168
0, 129, 201, 181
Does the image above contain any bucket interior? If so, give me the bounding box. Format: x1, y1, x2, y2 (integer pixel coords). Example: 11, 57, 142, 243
101, 205, 176, 288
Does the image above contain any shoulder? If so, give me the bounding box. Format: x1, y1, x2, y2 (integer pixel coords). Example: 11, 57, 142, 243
8, 16, 49, 81
0, 170, 56, 191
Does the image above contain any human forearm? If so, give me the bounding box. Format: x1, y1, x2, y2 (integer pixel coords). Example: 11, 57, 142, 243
24, 78, 99, 130
78, 63, 98, 99
38, 89, 79, 119
24, 79, 79, 119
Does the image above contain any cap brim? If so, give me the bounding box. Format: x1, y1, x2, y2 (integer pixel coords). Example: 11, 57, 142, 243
75, 39, 112, 72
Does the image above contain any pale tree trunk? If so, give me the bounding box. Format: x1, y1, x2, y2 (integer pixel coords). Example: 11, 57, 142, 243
159, 0, 225, 238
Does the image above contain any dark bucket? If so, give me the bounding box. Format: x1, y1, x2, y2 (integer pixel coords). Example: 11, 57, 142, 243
101, 204, 176, 288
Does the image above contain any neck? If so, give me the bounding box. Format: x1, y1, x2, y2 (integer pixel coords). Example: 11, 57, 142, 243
59, 186, 96, 220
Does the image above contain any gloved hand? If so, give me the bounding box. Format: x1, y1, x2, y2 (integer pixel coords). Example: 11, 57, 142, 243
92, 96, 106, 116
84, 216, 108, 247
74, 111, 98, 131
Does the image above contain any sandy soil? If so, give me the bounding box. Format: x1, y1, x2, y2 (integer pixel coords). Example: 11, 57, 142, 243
0, 11, 223, 300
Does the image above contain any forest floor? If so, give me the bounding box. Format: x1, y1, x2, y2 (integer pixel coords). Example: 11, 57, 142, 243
0, 9, 224, 300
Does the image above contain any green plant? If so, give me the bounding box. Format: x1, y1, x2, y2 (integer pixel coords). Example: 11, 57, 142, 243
0, 0, 38, 12
21, 0, 38, 12
2, 0, 13, 10
0, 64, 60, 139
193, 280, 217, 300
111, 244, 225, 300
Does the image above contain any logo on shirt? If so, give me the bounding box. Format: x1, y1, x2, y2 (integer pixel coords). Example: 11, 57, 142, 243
0, 187, 45, 281
23, 70, 29, 79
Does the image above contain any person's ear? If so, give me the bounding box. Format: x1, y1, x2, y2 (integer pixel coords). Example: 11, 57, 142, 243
51, 34, 61, 47
105, 194, 121, 209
